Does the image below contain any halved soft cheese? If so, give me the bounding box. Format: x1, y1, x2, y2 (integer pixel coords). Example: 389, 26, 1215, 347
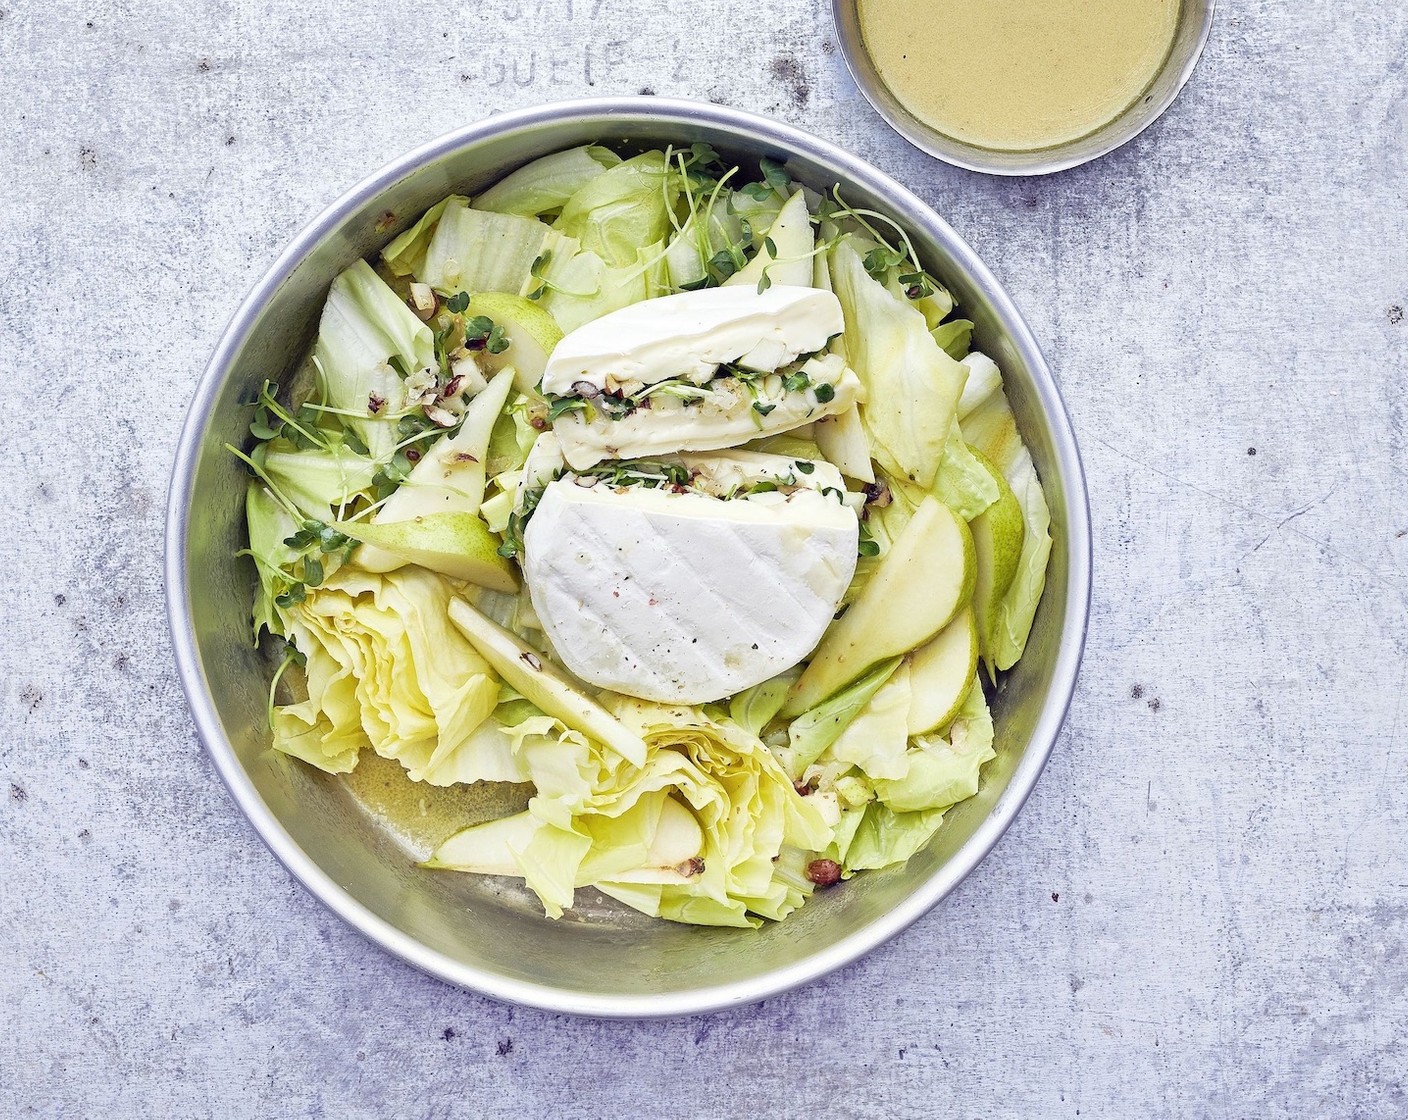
522, 474, 859, 704
553, 355, 863, 471
540, 285, 844, 395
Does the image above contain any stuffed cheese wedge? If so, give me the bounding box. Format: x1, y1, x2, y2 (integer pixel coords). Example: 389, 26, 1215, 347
540, 286, 861, 469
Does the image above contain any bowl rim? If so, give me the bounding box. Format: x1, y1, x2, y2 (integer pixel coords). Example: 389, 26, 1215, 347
165, 96, 1092, 1018
830, 0, 1218, 175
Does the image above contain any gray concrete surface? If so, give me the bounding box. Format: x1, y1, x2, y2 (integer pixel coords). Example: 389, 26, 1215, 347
3, 0, 1405, 1115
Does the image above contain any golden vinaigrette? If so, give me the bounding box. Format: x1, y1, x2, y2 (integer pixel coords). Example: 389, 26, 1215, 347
858, 0, 1181, 152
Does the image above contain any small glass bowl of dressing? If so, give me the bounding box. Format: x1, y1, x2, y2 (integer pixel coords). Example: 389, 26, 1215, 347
833, 0, 1215, 175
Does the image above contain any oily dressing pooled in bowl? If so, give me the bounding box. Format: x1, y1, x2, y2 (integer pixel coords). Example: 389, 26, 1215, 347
857, 0, 1181, 152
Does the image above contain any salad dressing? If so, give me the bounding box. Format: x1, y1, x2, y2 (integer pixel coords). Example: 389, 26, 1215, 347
339, 750, 531, 858
857, 0, 1181, 152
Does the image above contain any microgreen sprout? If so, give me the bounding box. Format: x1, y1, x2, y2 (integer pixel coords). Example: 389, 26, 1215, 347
463, 314, 510, 354
266, 640, 307, 729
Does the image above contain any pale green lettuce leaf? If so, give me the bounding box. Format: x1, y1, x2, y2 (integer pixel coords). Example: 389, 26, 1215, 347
312, 259, 434, 459
839, 803, 947, 872
785, 657, 902, 777
538, 237, 659, 333
555, 152, 679, 267
729, 188, 785, 247
828, 239, 966, 488
957, 351, 1003, 420
873, 678, 995, 812
261, 443, 379, 520
243, 482, 298, 639
932, 318, 974, 360
381, 196, 466, 277
421, 199, 551, 293
933, 420, 1000, 521
990, 448, 1051, 672
474, 146, 622, 218
826, 663, 913, 781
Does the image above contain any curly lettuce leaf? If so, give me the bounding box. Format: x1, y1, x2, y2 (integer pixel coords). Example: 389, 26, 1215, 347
273, 568, 499, 780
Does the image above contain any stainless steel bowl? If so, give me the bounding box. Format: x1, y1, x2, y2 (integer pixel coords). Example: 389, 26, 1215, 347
166, 98, 1091, 1017
833, 0, 1216, 175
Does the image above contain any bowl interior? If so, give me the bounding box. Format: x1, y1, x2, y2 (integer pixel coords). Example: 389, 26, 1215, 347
172, 103, 1088, 1015
832, 0, 1215, 174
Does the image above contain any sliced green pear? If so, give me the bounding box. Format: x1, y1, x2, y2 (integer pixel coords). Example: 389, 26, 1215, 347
373, 367, 515, 529
967, 446, 1025, 667
906, 605, 979, 735
466, 292, 564, 394
783, 496, 975, 715
337, 513, 518, 592
724, 189, 814, 290
446, 597, 648, 767
424, 810, 535, 875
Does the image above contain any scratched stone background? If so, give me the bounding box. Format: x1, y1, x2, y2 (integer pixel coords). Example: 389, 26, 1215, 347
2, 0, 1405, 1115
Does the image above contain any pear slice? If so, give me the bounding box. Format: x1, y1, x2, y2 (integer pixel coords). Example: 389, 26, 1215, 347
372, 367, 515, 528
724, 189, 814, 290
783, 496, 975, 716
905, 606, 979, 735
447, 597, 649, 767
967, 446, 1025, 669
337, 513, 518, 593
466, 292, 564, 394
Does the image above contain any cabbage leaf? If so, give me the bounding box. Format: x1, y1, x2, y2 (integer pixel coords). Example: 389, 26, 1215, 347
381, 196, 467, 278
872, 679, 995, 812
428, 700, 833, 925
272, 568, 500, 781
421, 199, 551, 293
828, 239, 966, 489
474, 146, 622, 218
555, 151, 680, 267
312, 259, 433, 459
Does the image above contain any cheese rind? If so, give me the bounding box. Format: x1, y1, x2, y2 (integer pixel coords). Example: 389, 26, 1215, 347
540, 285, 844, 395
523, 479, 859, 704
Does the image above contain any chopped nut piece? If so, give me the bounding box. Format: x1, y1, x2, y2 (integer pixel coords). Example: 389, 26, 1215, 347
409, 282, 438, 320
805, 859, 842, 888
